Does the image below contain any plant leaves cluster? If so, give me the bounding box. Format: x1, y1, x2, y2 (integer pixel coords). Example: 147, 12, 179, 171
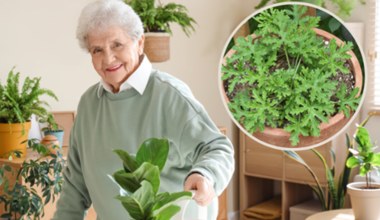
346, 115, 380, 188
113, 138, 192, 220
222, 5, 361, 146
0, 68, 58, 124
0, 139, 66, 220
38, 113, 61, 132
124, 0, 196, 36
254, 0, 366, 18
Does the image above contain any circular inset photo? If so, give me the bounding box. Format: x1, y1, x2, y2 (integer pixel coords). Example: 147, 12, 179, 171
218, 2, 366, 150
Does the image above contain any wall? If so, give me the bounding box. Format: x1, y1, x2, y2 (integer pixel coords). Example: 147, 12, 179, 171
0, 0, 375, 218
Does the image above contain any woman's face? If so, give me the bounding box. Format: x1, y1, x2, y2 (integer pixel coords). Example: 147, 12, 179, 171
87, 26, 144, 93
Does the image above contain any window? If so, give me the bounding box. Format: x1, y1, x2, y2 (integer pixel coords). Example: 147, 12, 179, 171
369, 0, 380, 109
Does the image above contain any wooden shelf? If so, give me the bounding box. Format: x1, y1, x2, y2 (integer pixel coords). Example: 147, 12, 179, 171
239, 131, 336, 220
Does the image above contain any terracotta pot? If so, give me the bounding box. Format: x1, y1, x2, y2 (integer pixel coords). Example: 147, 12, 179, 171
144, 32, 170, 63
347, 182, 380, 220
221, 28, 363, 149
40, 134, 61, 154
0, 122, 31, 158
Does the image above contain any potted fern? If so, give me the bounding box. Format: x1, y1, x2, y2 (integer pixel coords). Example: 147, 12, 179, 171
221, 4, 363, 148
111, 138, 193, 220
0, 68, 58, 158
124, 0, 196, 62
345, 115, 380, 220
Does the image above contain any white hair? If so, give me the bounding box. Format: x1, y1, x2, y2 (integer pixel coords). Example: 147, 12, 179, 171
76, 0, 144, 50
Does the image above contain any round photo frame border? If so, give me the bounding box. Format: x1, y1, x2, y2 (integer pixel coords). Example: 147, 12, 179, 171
217, 2, 368, 151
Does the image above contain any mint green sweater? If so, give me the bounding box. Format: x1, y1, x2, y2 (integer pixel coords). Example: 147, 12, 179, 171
52, 70, 234, 220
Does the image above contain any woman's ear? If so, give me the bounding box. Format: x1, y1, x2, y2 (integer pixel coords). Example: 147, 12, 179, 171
138, 35, 145, 55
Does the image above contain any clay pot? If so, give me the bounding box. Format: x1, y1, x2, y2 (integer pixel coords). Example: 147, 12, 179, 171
221, 28, 363, 149
40, 134, 60, 154
347, 182, 380, 220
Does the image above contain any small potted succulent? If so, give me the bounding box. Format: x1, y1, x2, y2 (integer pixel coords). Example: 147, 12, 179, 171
346, 115, 380, 220
221, 4, 363, 148
124, 0, 196, 62
0, 68, 58, 157
111, 138, 192, 220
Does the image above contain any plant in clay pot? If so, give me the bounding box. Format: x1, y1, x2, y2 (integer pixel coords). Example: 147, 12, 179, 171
0, 68, 58, 157
221, 4, 363, 148
345, 114, 380, 220
124, 0, 196, 62
111, 138, 192, 220
39, 113, 65, 148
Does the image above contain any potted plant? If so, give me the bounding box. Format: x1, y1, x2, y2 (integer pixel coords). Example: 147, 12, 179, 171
345, 115, 380, 220
254, 0, 366, 18
111, 138, 192, 220
124, 0, 196, 62
39, 113, 64, 148
221, 4, 363, 148
0, 138, 65, 219
0, 68, 58, 158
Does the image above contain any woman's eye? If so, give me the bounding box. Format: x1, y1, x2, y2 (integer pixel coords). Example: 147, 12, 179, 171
114, 42, 123, 48
92, 48, 102, 54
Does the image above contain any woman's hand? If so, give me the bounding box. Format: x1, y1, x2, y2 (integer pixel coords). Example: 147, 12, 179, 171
184, 173, 215, 206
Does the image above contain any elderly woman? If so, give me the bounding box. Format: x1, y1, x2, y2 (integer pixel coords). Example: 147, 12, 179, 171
52, 0, 234, 219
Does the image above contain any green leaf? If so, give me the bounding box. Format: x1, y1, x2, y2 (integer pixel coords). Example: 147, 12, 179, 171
114, 149, 139, 172
132, 180, 155, 215
117, 195, 145, 220
113, 170, 141, 193
355, 126, 372, 152
154, 204, 181, 220
136, 138, 169, 171
346, 156, 359, 168
153, 191, 192, 212
133, 162, 160, 194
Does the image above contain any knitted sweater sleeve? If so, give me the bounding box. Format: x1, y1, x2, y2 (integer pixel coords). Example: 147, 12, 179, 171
52, 122, 92, 219
179, 110, 235, 196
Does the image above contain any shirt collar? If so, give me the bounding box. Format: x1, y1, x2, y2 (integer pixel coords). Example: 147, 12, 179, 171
97, 55, 152, 97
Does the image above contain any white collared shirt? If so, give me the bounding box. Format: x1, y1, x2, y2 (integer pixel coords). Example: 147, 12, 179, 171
97, 55, 152, 97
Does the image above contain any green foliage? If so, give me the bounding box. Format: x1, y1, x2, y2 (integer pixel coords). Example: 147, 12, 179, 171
38, 113, 60, 132
346, 115, 380, 188
0, 68, 58, 124
254, 0, 366, 18
112, 138, 192, 220
124, 0, 196, 36
222, 5, 361, 146
0, 139, 66, 220
284, 140, 353, 210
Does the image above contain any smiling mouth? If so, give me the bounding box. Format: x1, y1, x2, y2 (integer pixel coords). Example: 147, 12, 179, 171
106, 64, 122, 72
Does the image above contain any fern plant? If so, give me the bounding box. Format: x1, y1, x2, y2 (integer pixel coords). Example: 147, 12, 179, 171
222, 5, 361, 146
0, 68, 58, 124
124, 0, 196, 36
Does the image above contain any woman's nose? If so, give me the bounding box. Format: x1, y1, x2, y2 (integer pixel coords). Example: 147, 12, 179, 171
104, 49, 115, 64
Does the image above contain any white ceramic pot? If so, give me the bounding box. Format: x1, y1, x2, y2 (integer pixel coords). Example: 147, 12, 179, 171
172, 192, 208, 220
347, 182, 380, 220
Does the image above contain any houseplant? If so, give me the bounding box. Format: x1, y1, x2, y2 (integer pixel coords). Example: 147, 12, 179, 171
254, 0, 366, 18
39, 113, 64, 148
345, 114, 380, 220
111, 138, 192, 220
221, 5, 363, 148
0, 138, 65, 219
124, 0, 196, 62
0, 68, 58, 157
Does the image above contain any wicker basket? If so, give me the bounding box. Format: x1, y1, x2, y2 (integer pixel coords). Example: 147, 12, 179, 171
144, 32, 170, 62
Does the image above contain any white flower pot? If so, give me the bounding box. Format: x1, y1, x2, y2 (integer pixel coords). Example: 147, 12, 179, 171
347, 182, 380, 220
172, 198, 207, 220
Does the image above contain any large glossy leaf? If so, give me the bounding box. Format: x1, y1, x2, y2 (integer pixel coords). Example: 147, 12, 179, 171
132, 180, 155, 214
153, 191, 192, 212
355, 127, 372, 152
133, 162, 160, 194
154, 204, 181, 220
113, 170, 141, 193
117, 195, 145, 220
136, 138, 169, 171
114, 149, 139, 172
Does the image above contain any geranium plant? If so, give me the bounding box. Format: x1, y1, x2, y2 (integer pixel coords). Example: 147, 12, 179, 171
112, 138, 192, 220
222, 5, 361, 146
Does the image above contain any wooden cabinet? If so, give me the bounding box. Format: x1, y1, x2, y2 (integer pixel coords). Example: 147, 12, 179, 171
239, 131, 336, 220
